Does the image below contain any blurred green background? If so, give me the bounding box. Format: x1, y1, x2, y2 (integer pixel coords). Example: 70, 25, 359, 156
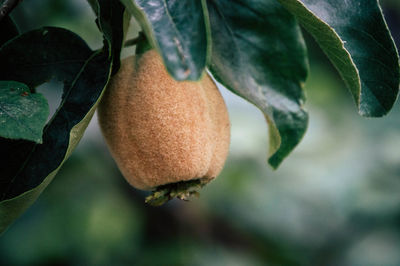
1, 1, 400, 265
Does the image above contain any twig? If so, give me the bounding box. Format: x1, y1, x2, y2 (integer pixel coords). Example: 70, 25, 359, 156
124, 32, 145, 47
124, 37, 140, 47
0, 0, 22, 22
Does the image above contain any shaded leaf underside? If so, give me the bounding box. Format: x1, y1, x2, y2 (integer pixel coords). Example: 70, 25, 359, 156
0, 16, 19, 48
278, 0, 400, 117
92, 0, 127, 75
207, 0, 309, 168
121, 0, 209, 80
0, 0, 125, 234
0, 27, 110, 200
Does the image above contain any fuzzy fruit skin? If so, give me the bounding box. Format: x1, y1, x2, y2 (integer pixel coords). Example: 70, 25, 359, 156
98, 50, 230, 190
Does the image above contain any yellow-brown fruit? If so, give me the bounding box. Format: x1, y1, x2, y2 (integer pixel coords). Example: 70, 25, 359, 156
98, 50, 230, 193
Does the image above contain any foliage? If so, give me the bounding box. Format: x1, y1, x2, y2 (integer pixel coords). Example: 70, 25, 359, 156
0, 0, 123, 233
0, 80, 48, 143
0, 0, 399, 234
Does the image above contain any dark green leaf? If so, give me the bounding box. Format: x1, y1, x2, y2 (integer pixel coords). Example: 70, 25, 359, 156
0, 27, 93, 198
278, 0, 400, 117
0, 81, 49, 143
135, 31, 152, 55
120, 0, 209, 80
0, 16, 19, 48
0, 28, 112, 234
207, 0, 309, 168
0, 27, 93, 89
0, 0, 127, 233
90, 0, 128, 75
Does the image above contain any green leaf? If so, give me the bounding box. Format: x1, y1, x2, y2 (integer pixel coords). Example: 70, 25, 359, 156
120, 0, 209, 81
0, 81, 49, 143
278, 0, 400, 117
89, 0, 128, 75
135, 31, 152, 55
0, 27, 94, 89
0, 0, 127, 234
0, 16, 19, 48
0, 26, 92, 197
207, 0, 309, 168
0, 99, 101, 235
0, 28, 112, 234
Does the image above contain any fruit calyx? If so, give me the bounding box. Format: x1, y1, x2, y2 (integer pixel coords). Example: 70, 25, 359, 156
145, 178, 209, 206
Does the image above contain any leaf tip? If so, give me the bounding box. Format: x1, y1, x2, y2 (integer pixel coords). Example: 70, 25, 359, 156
358, 102, 390, 118
267, 156, 281, 170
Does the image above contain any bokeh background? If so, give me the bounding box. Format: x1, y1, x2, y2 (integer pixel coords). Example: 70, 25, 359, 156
1, 1, 400, 265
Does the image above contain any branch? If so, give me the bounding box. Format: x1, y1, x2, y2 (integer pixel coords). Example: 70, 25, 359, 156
124, 36, 141, 47
0, 0, 22, 22
124, 31, 146, 47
